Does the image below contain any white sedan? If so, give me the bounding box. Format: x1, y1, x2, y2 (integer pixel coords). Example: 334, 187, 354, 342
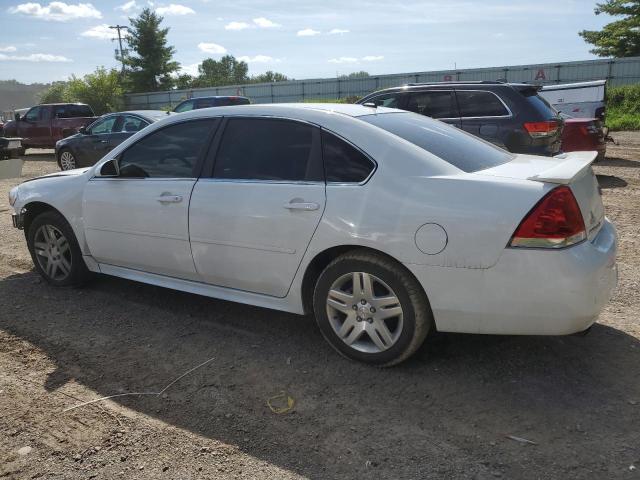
8, 104, 617, 366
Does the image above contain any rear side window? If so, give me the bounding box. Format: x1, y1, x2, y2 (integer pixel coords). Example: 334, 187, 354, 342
120, 115, 148, 133
322, 131, 375, 183
368, 93, 402, 108
59, 104, 94, 118
216, 97, 250, 106
213, 118, 322, 182
406, 91, 457, 118
456, 91, 509, 117
194, 98, 215, 109
119, 119, 217, 178
361, 112, 513, 173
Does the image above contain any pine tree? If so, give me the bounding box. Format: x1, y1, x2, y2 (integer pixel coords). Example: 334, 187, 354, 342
580, 1, 640, 57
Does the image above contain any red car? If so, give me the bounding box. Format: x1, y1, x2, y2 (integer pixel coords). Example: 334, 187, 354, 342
1, 103, 96, 150
561, 117, 606, 161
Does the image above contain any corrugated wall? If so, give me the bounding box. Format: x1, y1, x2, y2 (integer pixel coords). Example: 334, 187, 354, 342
124, 56, 640, 110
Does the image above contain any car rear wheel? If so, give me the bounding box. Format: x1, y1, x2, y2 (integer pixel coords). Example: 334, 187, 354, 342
59, 149, 76, 170
27, 210, 89, 287
313, 250, 432, 366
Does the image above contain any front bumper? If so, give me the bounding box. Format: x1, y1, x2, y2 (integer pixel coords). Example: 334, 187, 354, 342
407, 218, 618, 335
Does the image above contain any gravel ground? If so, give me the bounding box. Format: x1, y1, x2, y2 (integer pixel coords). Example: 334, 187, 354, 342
0, 137, 639, 479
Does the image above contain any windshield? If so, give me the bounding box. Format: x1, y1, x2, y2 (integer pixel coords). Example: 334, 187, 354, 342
360, 112, 514, 173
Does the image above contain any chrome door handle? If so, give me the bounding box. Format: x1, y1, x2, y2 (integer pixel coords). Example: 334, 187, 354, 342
155, 194, 183, 204
99, 140, 108, 143
283, 201, 319, 211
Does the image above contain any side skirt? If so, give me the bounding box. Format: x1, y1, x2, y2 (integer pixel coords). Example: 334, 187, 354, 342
96, 262, 305, 315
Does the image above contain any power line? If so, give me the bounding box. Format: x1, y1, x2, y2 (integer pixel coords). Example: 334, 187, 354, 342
109, 25, 128, 73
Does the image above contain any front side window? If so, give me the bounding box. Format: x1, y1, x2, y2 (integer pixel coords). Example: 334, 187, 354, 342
120, 115, 148, 133
322, 131, 375, 183
24, 107, 41, 122
369, 93, 402, 108
361, 112, 513, 173
406, 91, 457, 118
89, 116, 117, 135
174, 100, 194, 113
213, 118, 322, 182
456, 90, 509, 117
118, 119, 218, 178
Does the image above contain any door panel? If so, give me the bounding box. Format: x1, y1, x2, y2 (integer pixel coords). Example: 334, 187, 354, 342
19, 106, 50, 146
456, 90, 511, 148
189, 181, 325, 296
83, 178, 198, 279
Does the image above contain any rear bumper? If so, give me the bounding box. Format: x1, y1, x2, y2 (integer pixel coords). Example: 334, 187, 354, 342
407, 218, 617, 335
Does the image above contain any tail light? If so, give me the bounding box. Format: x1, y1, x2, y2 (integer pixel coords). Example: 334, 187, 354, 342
510, 186, 586, 249
523, 120, 559, 138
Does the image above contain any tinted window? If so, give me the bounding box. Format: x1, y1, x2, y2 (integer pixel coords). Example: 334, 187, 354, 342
361, 112, 513, 173
67, 104, 94, 117
25, 107, 40, 122
120, 115, 148, 133
520, 88, 558, 118
406, 91, 457, 118
174, 100, 194, 113
216, 97, 250, 106
322, 131, 374, 183
456, 90, 509, 117
119, 119, 217, 178
89, 116, 117, 134
214, 118, 321, 181
369, 93, 402, 108
194, 98, 215, 109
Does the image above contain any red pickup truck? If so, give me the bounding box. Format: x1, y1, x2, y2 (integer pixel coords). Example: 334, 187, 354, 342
1, 103, 97, 150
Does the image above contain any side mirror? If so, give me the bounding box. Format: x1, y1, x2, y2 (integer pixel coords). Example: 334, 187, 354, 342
15, 113, 21, 121
79, 126, 87, 135
98, 158, 119, 177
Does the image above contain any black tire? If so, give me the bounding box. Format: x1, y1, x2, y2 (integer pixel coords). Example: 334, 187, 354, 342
313, 250, 433, 366
26, 210, 90, 287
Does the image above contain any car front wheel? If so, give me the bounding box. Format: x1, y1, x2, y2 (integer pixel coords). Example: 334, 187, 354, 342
27, 210, 89, 286
58, 149, 76, 170
313, 250, 432, 366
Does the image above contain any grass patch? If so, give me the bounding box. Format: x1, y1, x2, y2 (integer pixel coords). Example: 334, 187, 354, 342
606, 84, 640, 131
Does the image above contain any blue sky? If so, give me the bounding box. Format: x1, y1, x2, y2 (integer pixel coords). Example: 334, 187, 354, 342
0, 0, 612, 84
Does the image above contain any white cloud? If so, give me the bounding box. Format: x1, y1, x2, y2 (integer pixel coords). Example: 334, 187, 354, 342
0, 52, 72, 62
156, 3, 194, 15
115, 0, 138, 12
328, 28, 349, 35
225, 21, 250, 30
8, 2, 102, 21
0, 46, 18, 52
328, 56, 358, 64
237, 55, 279, 63
253, 17, 280, 28
297, 28, 320, 37
362, 55, 384, 61
198, 42, 227, 54
180, 62, 199, 76
80, 24, 119, 40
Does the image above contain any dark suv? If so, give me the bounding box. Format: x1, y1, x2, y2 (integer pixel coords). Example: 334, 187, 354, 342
358, 81, 562, 156
173, 96, 250, 113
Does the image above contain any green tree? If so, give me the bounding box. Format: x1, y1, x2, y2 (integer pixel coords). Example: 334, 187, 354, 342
38, 81, 68, 103
250, 71, 290, 83
125, 8, 180, 92
65, 67, 124, 115
174, 73, 194, 90
194, 55, 249, 87
579, 1, 640, 57
339, 71, 370, 79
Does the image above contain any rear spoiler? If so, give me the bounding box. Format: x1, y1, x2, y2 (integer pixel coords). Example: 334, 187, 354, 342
527, 151, 598, 185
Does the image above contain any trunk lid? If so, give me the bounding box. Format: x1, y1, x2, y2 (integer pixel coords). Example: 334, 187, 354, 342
478, 151, 605, 241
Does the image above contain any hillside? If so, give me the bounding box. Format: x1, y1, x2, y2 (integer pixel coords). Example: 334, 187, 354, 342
0, 80, 50, 112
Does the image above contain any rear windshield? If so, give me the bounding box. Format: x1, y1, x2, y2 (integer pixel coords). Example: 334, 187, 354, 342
360, 112, 514, 173
519, 88, 558, 118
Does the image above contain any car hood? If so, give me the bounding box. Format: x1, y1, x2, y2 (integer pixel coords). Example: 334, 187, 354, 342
21, 167, 91, 184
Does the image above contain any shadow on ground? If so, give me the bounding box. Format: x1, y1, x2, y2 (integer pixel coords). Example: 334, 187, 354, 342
597, 174, 628, 189
1, 271, 639, 478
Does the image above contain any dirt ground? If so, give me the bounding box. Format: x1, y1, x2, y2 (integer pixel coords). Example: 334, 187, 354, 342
0, 136, 639, 480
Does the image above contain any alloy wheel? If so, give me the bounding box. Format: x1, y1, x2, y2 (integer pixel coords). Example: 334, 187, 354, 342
60, 151, 76, 170
33, 224, 72, 281
326, 272, 404, 353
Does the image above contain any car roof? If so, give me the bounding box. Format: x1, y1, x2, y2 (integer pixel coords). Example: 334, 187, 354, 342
181, 96, 250, 100
170, 103, 396, 119
100, 110, 169, 122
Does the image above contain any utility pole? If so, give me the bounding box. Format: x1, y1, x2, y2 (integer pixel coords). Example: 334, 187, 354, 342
109, 25, 128, 73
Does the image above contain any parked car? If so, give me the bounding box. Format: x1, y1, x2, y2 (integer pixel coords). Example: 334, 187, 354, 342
1, 103, 96, 151
560, 116, 607, 161
8, 104, 616, 366
539, 80, 606, 121
173, 96, 250, 113
55, 110, 168, 170
358, 81, 563, 156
